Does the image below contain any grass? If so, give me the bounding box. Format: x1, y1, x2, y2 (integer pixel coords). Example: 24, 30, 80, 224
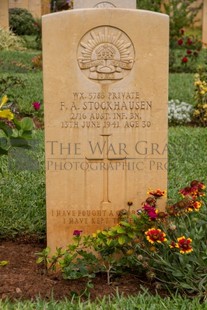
1, 290, 207, 309
0, 50, 43, 114
168, 73, 194, 104
168, 126, 207, 200
0, 130, 45, 238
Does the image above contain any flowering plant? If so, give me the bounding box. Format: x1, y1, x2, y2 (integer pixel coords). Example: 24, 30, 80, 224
168, 99, 193, 125
38, 180, 207, 296
0, 94, 34, 156
169, 29, 202, 73
192, 67, 207, 126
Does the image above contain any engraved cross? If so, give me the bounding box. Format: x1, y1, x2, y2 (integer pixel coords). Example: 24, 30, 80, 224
86, 134, 126, 204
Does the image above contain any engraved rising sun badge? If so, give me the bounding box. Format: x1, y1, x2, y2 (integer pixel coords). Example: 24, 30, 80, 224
77, 26, 135, 82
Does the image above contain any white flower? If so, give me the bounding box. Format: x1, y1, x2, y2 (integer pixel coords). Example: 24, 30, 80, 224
168, 99, 193, 125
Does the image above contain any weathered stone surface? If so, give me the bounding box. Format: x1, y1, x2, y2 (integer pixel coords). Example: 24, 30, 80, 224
42, 9, 169, 253
74, 0, 136, 9
202, 0, 207, 46
0, 0, 9, 29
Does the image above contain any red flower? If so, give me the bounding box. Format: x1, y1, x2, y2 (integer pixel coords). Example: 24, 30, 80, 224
73, 230, 83, 236
187, 49, 192, 55
180, 181, 205, 199
191, 180, 205, 190
177, 39, 183, 46
176, 236, 193, 254
143, 203, 157, 219
32, 101, 41, 111
182, 56, 188, 63
145, 228, 167, 244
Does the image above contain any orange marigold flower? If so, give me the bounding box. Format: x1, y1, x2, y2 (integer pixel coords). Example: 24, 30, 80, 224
180, 181, 206, 199
187, 200, 202, 212
145, 228, 167, 244
176, 236, 193, 254
147, 189, 166, 198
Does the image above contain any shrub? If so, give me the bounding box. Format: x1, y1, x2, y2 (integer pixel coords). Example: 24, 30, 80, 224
136, 0, 162, 11
34, 18, 42, 50
137, 0, 202, 47
169, 29, 202, 73
0, 27, 24, 51
162, 0, 202, 46
9, 8, 37, 36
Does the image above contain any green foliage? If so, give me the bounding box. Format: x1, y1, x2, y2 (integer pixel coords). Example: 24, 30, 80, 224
169, 73, 194, 103
9, 8, 37, 36
0, 131, 46, 238
169, 30, 203, 73
1, 290, 206, 309
51, 0, 73, 11
38, 181, 207, 297
34, 18, 42, 50
162, 0, 202, 45
0, 27, 24, 51
0, 75, 26, 106
136, 0, 162, 11
0, 50, 39, 73
0, 117, 34, 155
0, 71, 43, 115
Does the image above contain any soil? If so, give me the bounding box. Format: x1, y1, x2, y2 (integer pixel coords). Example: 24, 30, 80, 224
0, 236, 167, 302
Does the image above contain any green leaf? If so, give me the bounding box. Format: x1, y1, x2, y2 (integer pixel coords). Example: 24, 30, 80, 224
0, 137, 10, 152
106, 239, 113, 246
180, 282, 194, 290
10, 137, 31, 148
118, 235, 127, 245
0, 122, 12, 136
19, 117, 34, 131
172, 270, 183, 277
119, 221, 131, 227
117, 226, 126, 234
36, 257, 44, 264
127, 232, 135, 239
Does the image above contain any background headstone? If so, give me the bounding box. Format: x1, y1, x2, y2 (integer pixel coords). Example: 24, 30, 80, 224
202, 0, 207, 46
43, 9, 169, 253
0, 0, 9, 30
9, 0, 50, 17
74, 0, 136, 9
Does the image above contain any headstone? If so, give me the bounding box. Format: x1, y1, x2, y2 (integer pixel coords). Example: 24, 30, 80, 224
42, 8, 169, 253
0, 0, 9, 30
9, 0, 50, 18
74, 0, 136, 9
9, 0, 25, 10
202, 0, 207, 47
